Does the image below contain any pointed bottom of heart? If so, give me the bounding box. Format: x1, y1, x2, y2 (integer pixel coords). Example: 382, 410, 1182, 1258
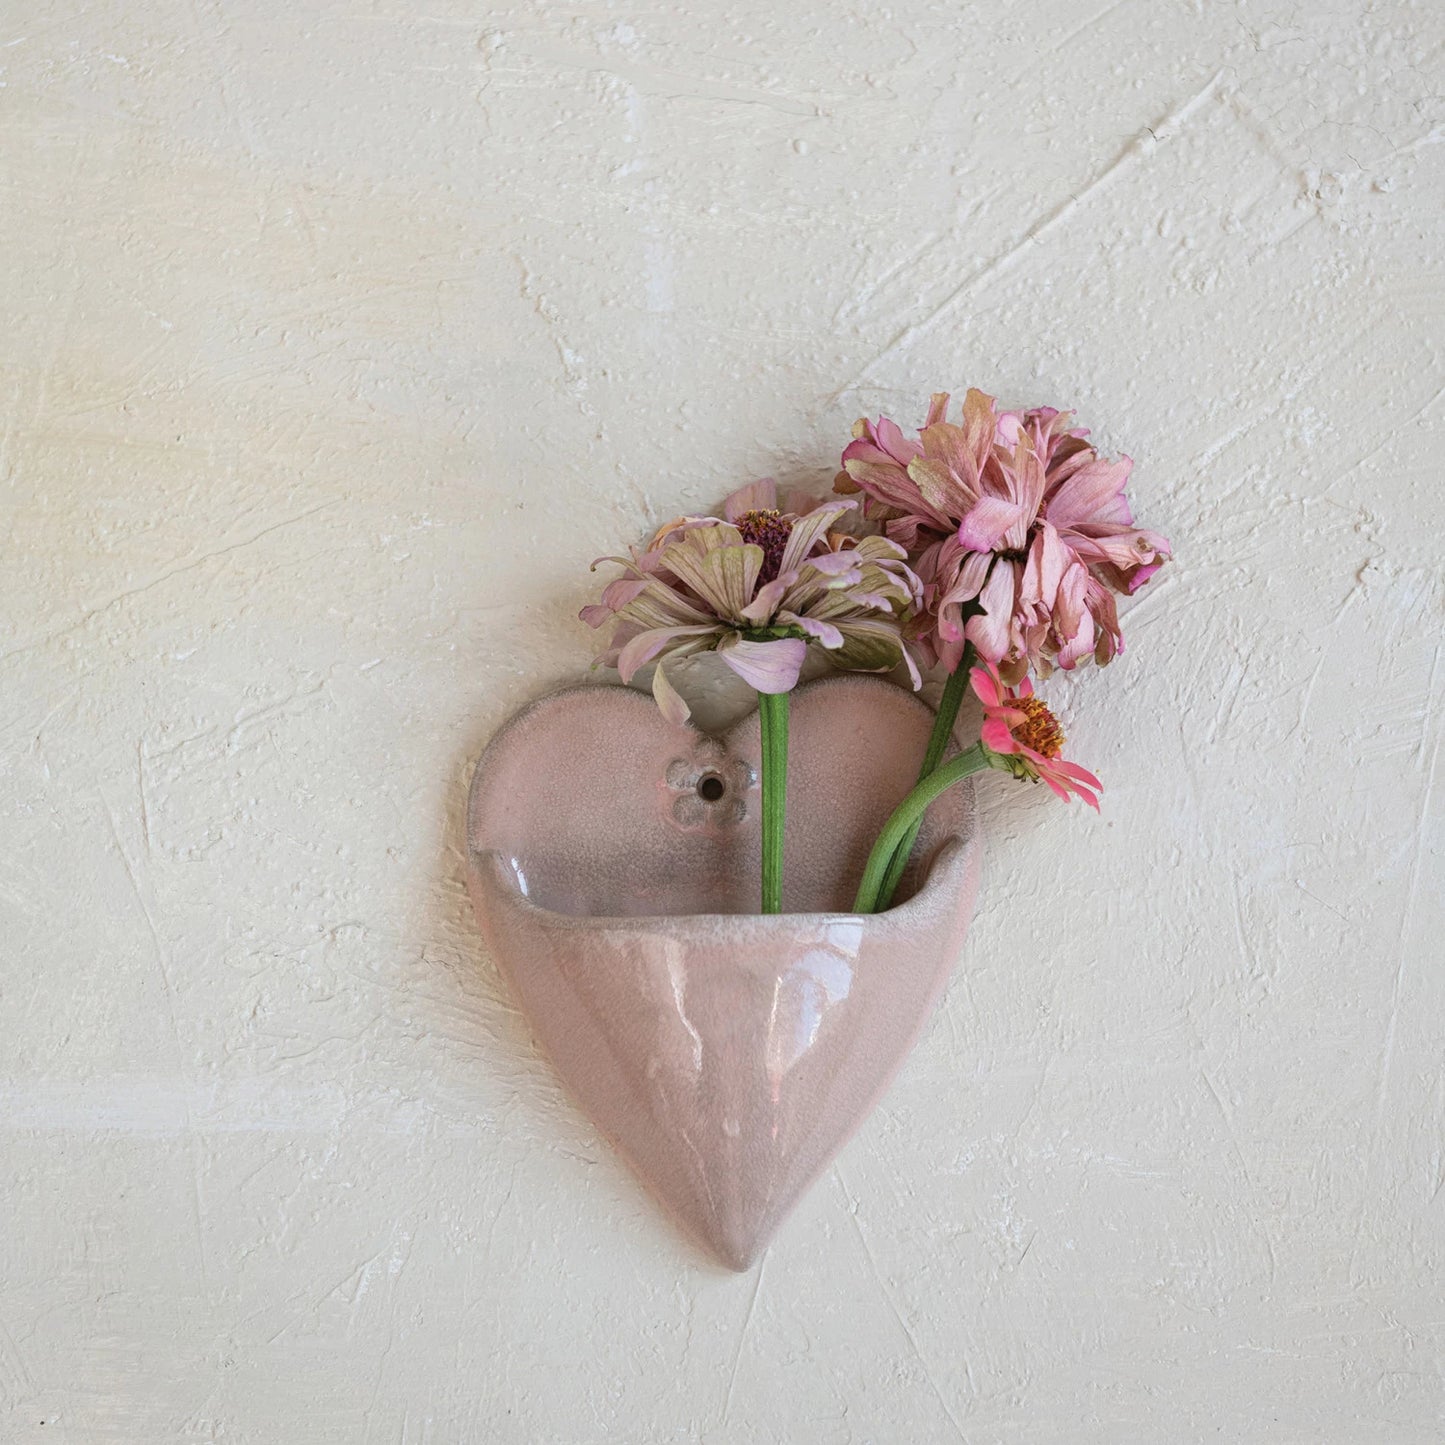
467, 677, 981, 1269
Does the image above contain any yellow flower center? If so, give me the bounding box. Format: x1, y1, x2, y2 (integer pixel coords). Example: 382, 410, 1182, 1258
1012, 694, 1065, 758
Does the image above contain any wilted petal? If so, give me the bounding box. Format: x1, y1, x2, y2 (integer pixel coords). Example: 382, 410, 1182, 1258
957, 495, 1024, 551
842, 457, 932, 517
1074, 527, 1170, 575
722, 478, 777, 522
1001, 434, 1048, 549
739, 572, 798, 624
1046, 457, 1134, 530
782, 613, 845, 648
1124, 559, 1163, 594
964, 560, 1017, 663
840, 436, 892, 468
593, 619, 644, 669
919, 420, 984, 499
873, 417, 920, 465
1023, 521, 1073, 612
960, 388, 998, 455
777, 500, 854, 576
1054, 611, 1095, 670
1085, 578, 1123, 662
994, 411, 1023, 447
849, 532, 909, 561
617, 624, 723, 682
651, 664, 692, 725
830, 617, 907, 674
942, 547, 991, 605
846, 590, 895, 612
716, 635, 807, 694
808, 550, 866, 577
619, 576, 718, 630
781, 484, 828, 515
662, 531, 762, 619
1052, 560, 1089, 639
906, 457, 963, 518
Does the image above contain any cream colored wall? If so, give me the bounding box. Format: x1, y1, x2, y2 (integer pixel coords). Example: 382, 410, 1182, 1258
3, 1, 1443, 1440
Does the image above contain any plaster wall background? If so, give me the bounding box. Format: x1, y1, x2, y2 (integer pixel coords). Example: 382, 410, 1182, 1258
2, 0, 1443, 1440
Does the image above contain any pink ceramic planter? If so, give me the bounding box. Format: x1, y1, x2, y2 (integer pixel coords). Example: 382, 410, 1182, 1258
466, 675, 981, 1269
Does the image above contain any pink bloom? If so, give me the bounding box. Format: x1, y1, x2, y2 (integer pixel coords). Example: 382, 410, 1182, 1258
838, 392, 1170, 683
582, 479, 923, 722
971, 660, 1101, 809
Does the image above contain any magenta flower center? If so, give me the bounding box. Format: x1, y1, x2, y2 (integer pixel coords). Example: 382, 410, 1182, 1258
1012, 695, 1065, 758
735, 508, 794, 586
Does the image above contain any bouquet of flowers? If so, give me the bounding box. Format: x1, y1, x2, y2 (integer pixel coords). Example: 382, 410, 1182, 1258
582, 388, 1171, 915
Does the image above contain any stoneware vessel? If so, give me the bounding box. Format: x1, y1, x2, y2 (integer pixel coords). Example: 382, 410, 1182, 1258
465, 674, 981, 1269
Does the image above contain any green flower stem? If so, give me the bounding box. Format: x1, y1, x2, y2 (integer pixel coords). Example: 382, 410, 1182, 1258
853, 743, 988, 915
758, 690, 790, 914
873, 644, 976, 911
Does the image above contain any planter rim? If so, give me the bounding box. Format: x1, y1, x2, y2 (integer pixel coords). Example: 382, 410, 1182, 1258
471, 832, 976, 934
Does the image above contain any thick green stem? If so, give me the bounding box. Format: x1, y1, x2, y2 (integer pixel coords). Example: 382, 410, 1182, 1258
853, 743, 988, 914
873, 644, 976, 911
758, 691, 789, 914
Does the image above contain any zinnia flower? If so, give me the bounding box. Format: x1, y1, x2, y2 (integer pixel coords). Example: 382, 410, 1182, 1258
582, 479, 923, 723
838, 390, 1170, 682
971, 660, 1101, 808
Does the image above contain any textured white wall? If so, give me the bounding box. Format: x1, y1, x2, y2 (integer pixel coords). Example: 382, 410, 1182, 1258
3, 0, 1443, 1440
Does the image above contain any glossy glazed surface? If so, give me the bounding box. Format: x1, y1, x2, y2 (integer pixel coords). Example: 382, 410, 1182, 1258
466, 677, 981, 1268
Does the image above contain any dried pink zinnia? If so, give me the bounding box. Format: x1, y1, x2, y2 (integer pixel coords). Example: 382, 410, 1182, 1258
838, 390, 1170, 682
582, 479, 923, 722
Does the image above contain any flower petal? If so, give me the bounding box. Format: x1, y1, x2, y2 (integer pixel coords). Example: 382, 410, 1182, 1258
777, 501, 855, 576
597, 570, 718, 630
873, 417, 919, 465
906, 456, 963, 518
898, 640, 925, 690
661, 529, 762, 619
1052, 759, 1103, 791
969, 664, 1003, 708
651, 663, 692, 726
980, 716, 1020, 754
716, 635, 807, 694
965, 560, 1016, 663
616, 624, 723, 682
1045, 457, 1133, 530
1039, 772, 1075, 803
828, 617, 907, 674
722, 478, 777, 522
781, 612, 845, 649
739, 572, 799, 624
956, 494, 1025, 551
1024, 522, 1073, 612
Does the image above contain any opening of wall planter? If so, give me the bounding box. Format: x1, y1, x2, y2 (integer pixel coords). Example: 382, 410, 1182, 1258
465, 389, 1171, 1269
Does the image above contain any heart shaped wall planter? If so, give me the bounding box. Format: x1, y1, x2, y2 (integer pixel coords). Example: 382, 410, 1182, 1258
466, 675, 981, 1269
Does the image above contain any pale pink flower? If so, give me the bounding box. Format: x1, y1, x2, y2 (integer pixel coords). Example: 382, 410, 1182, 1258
582, 479, 923, 722
839, 391, 1170, 682
971, 660, 1101, 809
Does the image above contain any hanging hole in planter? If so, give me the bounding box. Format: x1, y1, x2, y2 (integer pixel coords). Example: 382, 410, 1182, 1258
697, 772, 726, 802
